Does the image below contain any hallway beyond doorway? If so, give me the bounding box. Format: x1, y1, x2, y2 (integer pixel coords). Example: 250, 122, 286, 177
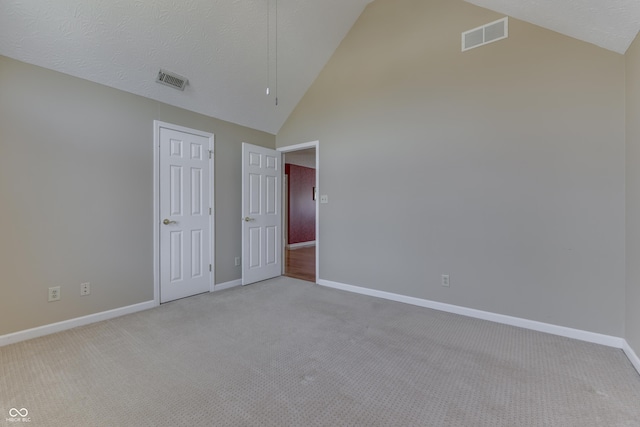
284, 246, 315, 282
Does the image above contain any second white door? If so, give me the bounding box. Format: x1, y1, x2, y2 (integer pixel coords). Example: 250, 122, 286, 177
242, 143, 282, 285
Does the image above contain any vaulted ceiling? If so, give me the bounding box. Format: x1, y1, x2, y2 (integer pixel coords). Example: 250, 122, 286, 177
0, 0, 373, 135
1, 0, 639, 135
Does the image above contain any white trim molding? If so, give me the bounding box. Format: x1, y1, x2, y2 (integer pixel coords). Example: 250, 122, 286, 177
623, 341, 640, 374
278, 141, 318, 152
214, 279, 242, 292
0, 300, 156, 347
317, 279, 628, 350
287, 241, 316, 250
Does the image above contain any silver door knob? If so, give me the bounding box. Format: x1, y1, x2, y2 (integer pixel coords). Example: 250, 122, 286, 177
243, 217, 255, 222
163, 219, 177, 225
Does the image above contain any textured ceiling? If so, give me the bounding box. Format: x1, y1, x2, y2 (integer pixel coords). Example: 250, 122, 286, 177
1, 1, 639, 135
0, 0, 372, 135
465, 0, 640, 54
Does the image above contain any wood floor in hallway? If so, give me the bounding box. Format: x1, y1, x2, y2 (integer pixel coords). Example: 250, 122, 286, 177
285, 246, 315, 282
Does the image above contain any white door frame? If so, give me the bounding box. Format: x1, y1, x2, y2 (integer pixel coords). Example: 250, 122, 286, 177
153, 121, 215, 305
278, 141, 319, 283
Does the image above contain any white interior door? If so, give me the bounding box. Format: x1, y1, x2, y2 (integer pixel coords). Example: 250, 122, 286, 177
160, 127, 212, 302
242, 143, 282, 285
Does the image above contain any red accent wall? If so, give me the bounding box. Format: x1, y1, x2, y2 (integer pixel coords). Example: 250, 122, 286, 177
286, 164, 316, 244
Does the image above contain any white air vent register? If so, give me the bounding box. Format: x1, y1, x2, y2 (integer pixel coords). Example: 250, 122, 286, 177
156, 69, 189, 91
462, 17, 508, 52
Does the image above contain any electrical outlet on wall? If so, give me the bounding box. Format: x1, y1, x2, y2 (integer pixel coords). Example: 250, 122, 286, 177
80, 282, 91, 296
48, 286, 61, 302
235, 257, 241, 266
441, 274, 450, 287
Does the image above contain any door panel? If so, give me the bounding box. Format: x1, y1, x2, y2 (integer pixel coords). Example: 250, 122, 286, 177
249, 174, 261, 214
191, 230, 203, 277
191, 168, 202, 215
242, 143, 282, 285
266, 226, 277, 265
160, 127, 212, 302
266, 175, 277, 214
170, 166, 183, 215
170, 231, 183, 282
249, 227, 261, 268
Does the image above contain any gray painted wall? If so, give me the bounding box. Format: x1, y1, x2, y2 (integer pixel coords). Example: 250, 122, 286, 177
0, 55, 274, 336
626, 34, 640, 356
277, 0, 626, 336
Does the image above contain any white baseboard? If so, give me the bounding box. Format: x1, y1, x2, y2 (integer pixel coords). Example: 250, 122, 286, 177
0, 300, 156, 347
0, 280, 243, 348
214, 279, 242, 292
317, 279, 626, 349
623, 341, 640, 374
287, 241, 316, 250
319, 278, 640, 375
4, 278, 637, 376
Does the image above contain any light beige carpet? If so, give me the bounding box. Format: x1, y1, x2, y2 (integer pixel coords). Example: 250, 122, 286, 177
1, 276, 639, 426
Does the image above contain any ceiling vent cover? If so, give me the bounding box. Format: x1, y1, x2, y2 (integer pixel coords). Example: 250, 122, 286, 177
462, 17, 508, 52
156, 69, 188, 91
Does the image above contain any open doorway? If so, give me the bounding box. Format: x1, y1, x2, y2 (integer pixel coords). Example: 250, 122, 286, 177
279, 142, 319, 283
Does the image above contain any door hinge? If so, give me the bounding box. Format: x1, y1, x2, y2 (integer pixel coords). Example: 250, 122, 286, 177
209, 150, 213, 159
209, 264, 212, 272
209, 207, 212, 215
